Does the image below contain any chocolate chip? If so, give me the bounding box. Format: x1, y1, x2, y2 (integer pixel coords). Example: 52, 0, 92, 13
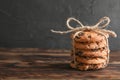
96, 41, 99, 45
75, 51, 83, 56
80, 42, 84, 44
80, 42, 88, 44
78, 63, 84, 66
83, 56, 87, 58
88, 44, 90, 47
83, 56, 90, 59
91, 49, 98, 52
98, 56, 104, 59
102, 47, 105, 49
92, 64, 96, 67
88, 35, 91, 38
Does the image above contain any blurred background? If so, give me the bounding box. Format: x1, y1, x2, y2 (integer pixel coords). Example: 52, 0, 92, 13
0, 0, 120, 50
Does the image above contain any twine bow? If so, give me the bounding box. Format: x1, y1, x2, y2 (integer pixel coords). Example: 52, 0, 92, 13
51, 16, 117, 38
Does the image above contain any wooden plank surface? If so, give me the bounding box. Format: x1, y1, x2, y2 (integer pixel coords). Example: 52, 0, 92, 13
0, 48, 120, 80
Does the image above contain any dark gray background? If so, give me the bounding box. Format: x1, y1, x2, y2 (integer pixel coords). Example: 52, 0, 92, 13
0, 0, 120, 50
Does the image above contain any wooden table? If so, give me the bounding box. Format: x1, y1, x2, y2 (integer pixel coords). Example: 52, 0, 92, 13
0, 48, 120, 80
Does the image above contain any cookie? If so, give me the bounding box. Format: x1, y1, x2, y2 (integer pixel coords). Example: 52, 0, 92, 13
76, 55, 107, 60
71, 30, 108, 43
71, 52, 108, 60
73, 39, 107, 49
70, 62, 107, 70
73, 48, 108, 58
76, 56, 107, 64
74, 46, 109, 52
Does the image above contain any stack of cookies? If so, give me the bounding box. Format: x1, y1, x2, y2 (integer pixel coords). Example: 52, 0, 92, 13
70, 30, 109, 70
51, 16, 117, 70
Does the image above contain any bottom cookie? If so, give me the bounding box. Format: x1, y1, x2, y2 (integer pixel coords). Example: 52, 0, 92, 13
70, 62, 107, 70
76, 56, 107, 64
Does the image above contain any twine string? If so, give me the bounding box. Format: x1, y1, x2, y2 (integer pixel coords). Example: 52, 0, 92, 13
95, 16, 110, 29
66, 17, 84, 29
51, 16, 117, 37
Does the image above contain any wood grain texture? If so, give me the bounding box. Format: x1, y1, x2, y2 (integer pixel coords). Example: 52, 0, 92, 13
0, 48, 120, 80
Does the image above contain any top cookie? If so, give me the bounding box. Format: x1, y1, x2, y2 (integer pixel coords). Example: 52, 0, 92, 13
71, 30, 108, 43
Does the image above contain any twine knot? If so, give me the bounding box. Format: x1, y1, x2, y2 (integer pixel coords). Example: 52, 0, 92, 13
51, 16, 117, 38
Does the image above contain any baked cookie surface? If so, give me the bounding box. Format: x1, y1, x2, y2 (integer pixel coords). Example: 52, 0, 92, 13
70, 61, 107, 70
73, 48, 108, 57
76, 56, 107, 64
72, 30, 108, 43
73, 39, 107, 49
